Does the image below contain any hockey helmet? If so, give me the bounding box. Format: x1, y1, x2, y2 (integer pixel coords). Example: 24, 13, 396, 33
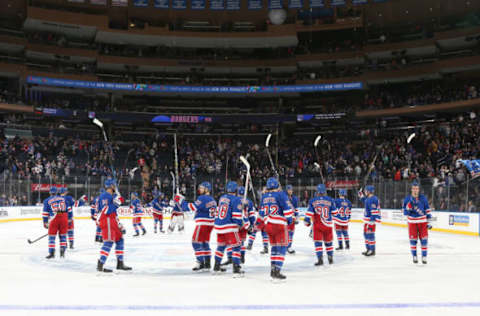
199, 181, 212, 193
226, 181, 238, 193
266, 177, 279, 190
317, 184, 327, 194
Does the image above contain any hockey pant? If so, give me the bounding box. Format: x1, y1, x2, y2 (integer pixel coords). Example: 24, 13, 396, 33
215, 232, 241, 265
48, 213, 68, 254
408, 222, 428, 257
364, 223, 376, 252
313, 222, 334, 258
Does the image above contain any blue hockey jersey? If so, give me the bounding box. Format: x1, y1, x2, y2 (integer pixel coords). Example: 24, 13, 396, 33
243, 198, 256, 227
64, 195, 75, 219
286, 193, 299, 218
149, 197, 169, 216
360, 195, 381, 224
334, 197, 352, 225
90, 196, 98, 217
214, 193, 243, 233
258, 191, 294, 226
402, 194, 431, 223
181, 194, 217, 226
130, 198, 143, 217
42, 195, 69, 225
305, 195, 337, 227
97, 192, 119, 220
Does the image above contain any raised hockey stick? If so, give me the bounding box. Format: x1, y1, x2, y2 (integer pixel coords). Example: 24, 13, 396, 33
170, 171, 176, 196
313, 135, 325, 184
239, 155, 251, 203
407, 133, 416, 144
363, 142, 384, 188
173, 134, 180, 195
27, 233, 48, 244
92, 118, 117, 180
265, 133, 279, 178
245, 153, 258, 206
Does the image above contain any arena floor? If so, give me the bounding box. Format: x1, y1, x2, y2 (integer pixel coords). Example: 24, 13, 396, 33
1, 218, 479, 316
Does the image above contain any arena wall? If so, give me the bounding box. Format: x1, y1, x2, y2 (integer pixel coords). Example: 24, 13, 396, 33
0, 206, 478, 236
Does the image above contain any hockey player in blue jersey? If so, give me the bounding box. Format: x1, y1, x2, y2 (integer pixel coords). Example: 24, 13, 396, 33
246, 186, 270, 254
42, 186, 70, 259
213, 181, 245, 276
223, 186, 255, 266
305, 184, 338, 265
96, 179, 131, 273
59, 187, 76, 249
285, 185, 299, 254
402, 181, 432, 264
91, 189, 105, 243
130, 192, 146, 237
256, 177, 294, 281
358, 185, 381, 256
178, 182, 217, 271
334, 189, 352, 250
148, 191, 168, 233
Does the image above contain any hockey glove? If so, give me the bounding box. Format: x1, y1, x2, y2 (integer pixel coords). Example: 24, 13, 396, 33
358, 188, 364, 199
118, 222, 126, 235
113, 194, 124, 206
174, 194, 185, 205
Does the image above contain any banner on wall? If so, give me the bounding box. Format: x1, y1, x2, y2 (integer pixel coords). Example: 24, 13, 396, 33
269, 0, 283, 9
309, 0, 324, 8
191, 0, 206, 9
154, 0, 170, 8
248, 0, 263, 9
67, 0, 85, 3
172, 0, 187, 9
289, 0, 303, 9
352, 0, 368, 4
90, 0, 106, 4
27, 76, 364, 94
111, 0, 128, 6
133, 0, 149, 7
210, 0, 225, 10
30, 184, 67, 192
226, 0, 241, 10
329, 0, 346, 5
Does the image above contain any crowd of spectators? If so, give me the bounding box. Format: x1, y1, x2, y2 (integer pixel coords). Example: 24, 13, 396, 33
364, 80, 480, 110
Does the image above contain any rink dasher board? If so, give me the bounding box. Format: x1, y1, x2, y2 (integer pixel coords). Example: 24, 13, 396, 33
0, 206, 478, 236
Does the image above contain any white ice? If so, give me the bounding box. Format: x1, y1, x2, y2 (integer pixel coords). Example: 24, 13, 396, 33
1, 219, 480, 316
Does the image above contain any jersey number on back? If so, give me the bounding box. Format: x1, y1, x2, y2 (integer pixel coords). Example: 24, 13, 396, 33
218, 204, 229, 219
261, 205, 279, 216
314, 206, 329, 219
51, 201, 67, 213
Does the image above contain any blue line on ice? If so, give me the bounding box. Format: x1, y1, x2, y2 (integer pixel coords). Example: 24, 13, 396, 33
1, 303, 480, 310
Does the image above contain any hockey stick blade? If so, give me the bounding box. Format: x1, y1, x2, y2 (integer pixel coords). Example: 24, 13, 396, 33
239, 155, 251, 170
314, 135, 322, 147
265, 134, 272, 148
92, 118, 104, 128
407, 133, 416, 144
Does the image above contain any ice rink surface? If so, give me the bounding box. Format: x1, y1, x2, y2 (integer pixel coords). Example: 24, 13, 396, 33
1, 219, 480, 316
